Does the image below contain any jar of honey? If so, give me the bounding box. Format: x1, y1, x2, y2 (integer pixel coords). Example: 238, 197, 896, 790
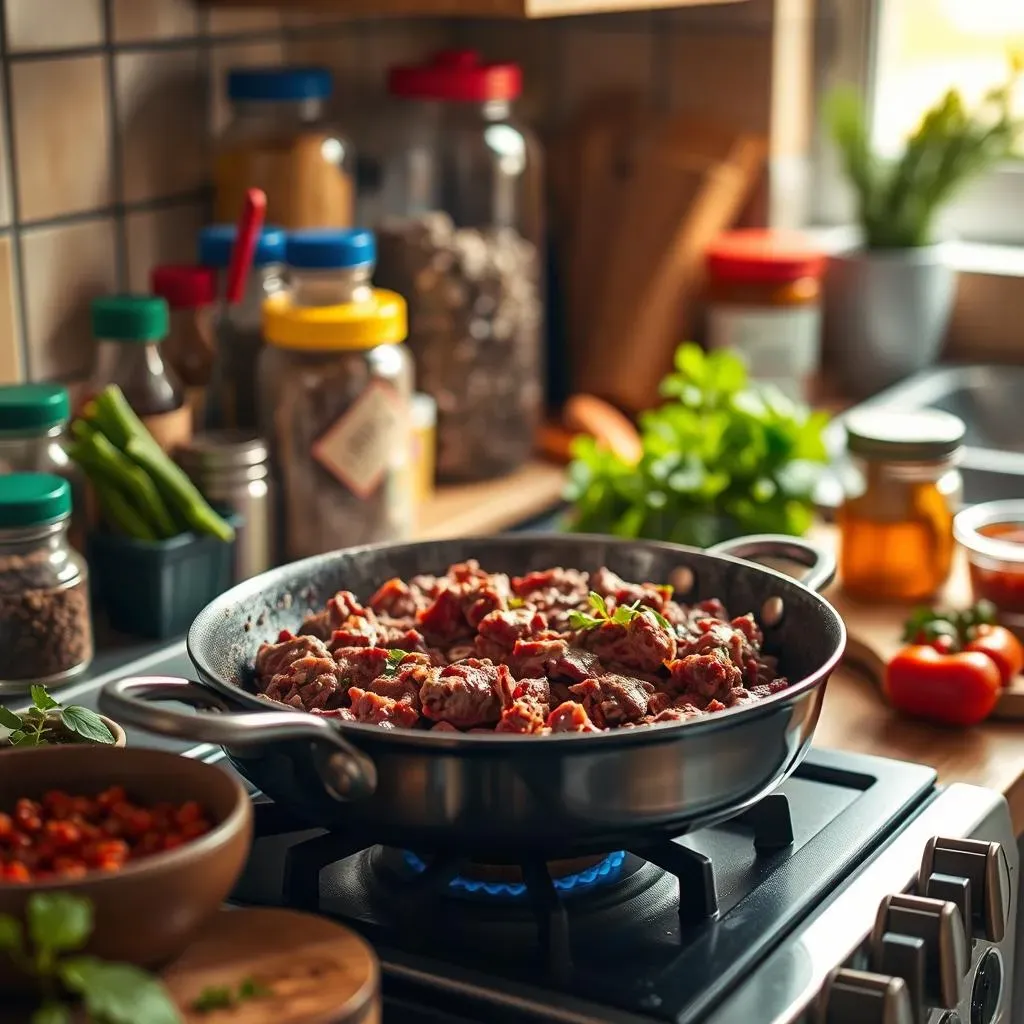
838, 409, 965, 602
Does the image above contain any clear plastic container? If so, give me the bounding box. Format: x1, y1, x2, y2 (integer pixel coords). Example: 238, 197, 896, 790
88, 296, 191, 452
259, 281, 413, 561
954, 501, 1024, 631
198, 224, 287, 432
286, 229, 376, 307
0, 474, 93, 691
215, 66, 353, 231
838, 409, 965, 602
373, 50, 545, 482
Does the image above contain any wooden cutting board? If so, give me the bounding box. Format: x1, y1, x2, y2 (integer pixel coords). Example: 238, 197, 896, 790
162, 908, 380, 1023
820, 531, 1024, 721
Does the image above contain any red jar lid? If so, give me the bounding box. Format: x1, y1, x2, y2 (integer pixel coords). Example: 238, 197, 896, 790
388, 50, 522, 103
150, 265, 217, 309
706, 229, 825, 284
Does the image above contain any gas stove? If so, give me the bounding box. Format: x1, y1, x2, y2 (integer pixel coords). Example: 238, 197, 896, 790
17, 641, 1020, 1024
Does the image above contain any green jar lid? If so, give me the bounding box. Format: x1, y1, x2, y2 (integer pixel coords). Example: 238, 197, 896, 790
0, 473, 71, 527
91, 295, 169, 342
0, 383, 70, 432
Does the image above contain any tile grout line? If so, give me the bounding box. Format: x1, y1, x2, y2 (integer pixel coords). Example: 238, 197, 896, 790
0, 0, 32, 379
101, 0, 128, 290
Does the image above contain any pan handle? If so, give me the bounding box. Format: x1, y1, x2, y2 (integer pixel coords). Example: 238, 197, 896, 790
99, 675, 377, 801
706, 534, 836, 594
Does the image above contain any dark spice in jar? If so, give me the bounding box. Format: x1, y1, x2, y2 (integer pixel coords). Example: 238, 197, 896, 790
375, 213, 542, 482
0, 549, 93, 683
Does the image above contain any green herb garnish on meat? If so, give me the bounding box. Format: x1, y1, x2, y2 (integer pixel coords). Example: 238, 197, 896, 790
568, 592, 671, 632
382, 649, 409, 676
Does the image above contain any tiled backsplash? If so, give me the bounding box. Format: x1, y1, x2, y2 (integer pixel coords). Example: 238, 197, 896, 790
0, 0, 780, 387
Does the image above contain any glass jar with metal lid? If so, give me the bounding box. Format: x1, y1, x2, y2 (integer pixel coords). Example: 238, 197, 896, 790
0, 474, 93, 692
838, 409, 965, 602
177, 432, 273, 582
259, 286, 413, 561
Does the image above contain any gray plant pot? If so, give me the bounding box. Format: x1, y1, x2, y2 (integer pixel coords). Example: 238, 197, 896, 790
824, 244, 957, 399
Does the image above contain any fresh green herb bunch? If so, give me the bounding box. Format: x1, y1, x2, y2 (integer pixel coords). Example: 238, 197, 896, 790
567, 592, 671, 632
825, 57, 1023, 249
565, 344, 829, 547
0, 892, 179, 1024
0, 686, 114, 748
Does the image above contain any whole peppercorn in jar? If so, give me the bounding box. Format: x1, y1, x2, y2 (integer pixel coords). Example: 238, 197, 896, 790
373, 50, 544, 482
259, 277, 413, 562
0, 474, 93, 692
838, 409, 965, 603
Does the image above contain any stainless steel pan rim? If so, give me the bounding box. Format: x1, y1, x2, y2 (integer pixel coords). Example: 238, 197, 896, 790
183, 531, 846, 751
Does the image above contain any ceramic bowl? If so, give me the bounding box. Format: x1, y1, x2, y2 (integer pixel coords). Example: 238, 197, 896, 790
0, 745, 252, 991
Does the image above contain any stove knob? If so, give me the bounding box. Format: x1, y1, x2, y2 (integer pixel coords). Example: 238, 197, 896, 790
871, 893, 968, 1010
818, 968, 914, 1024
920, 837, 1011, 943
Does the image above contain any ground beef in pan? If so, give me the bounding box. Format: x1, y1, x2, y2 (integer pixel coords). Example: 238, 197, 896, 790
252, 561, 791, 735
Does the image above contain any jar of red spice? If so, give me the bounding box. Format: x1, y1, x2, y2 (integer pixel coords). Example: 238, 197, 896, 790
705, 230, 825, 403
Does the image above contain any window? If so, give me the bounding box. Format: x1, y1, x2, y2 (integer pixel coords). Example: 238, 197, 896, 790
813, 0, 1024, 246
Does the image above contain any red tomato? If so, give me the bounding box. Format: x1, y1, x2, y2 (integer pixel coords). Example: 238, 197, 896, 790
884, 645, 1002, 727
964, 624, 1024, 688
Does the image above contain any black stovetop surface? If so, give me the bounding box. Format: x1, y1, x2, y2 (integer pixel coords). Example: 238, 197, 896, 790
222, 748, 936, 1024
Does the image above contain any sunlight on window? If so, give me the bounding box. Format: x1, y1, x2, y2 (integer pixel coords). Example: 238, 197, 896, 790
871, 0, 1024, 157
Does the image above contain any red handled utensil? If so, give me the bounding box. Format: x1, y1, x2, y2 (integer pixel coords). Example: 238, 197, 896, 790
224, 187, 267, 306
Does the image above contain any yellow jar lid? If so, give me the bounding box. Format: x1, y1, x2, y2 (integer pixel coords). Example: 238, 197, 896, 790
262, 289, 407, 352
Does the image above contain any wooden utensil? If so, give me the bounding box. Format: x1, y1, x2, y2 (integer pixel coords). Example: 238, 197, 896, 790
163, 908, 380, 1023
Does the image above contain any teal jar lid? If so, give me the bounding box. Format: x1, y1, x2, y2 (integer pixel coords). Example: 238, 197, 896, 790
0, 473, 71, 527
0, 384, 70, 432
91, 295, 169, 343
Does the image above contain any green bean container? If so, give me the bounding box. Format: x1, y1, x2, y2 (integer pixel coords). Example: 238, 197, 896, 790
87, 514, 239, 639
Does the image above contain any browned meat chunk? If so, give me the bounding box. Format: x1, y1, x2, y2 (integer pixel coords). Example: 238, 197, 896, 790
508, 637, 568, 677
644, 703, 703, 724
568, 673, 653, 727
475, 608, 549, 661
311, 706, 356, 720
361, 661, 431, 713
431, 720, 460, 732
547, 701, 599, 733
511, 568, 589, 629
255, 633, 331, 681
368, 577, 423, 620
578, 612, 677, 674
666, 649, 742, 702
263, 653, 345, 710
549, 646, 602, 682
348, 687, 421, 728
419, 658, 503, 728
496, 699, 548, 734
509, 676, 550, 713
591, 567, 673, 613
333, 647, 391, 691
417, 590, 470, 645
300, 591, 366, 639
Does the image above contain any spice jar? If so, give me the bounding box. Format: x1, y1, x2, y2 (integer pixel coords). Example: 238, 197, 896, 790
705, 230, 825, 403
0, 473, 93, 692
177, 432, 274, 582
374, 50, 544, 482
87, 296, 191, 453
259, 287, 413, 561
199, 224, 287, 433
214, 66, 353, 230
287, 229, 375, 306
838, 409, 965, 602
150, 265, 217, 424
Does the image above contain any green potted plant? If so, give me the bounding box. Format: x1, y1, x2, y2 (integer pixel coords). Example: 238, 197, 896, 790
824, 59, 1022, 397
0, 685, 124, 749
565, 344, 829, 547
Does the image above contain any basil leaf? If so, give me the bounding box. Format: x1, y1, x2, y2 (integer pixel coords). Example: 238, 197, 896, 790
30, 685, 60, 712
60, 957, 181, 1024
27, 893, 93, 953
59, 706, 115, 745
0, 914, 23, 952
586, 592, 609, 617
11, 731, 36, 746
567, 610, 600, 631
31, 1003, 71, 1024
0, 706, 23, 731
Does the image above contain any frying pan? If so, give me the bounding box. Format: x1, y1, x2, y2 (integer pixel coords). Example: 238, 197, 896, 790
100, 533, 845, 858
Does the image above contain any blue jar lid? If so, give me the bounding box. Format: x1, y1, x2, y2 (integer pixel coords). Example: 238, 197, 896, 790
0, 473, 71, 528
227, 67, 332, 103
286, 229, 376, 270
0, 384, 70, 432
198, 225, 287, 268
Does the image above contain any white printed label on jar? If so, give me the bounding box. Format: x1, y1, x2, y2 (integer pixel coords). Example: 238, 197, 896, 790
706, 305, 821, 401
311, 381, 404, 500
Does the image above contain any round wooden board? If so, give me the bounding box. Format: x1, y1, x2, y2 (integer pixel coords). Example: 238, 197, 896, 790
161, 908, 380, 1024
825, 543, 1024, 721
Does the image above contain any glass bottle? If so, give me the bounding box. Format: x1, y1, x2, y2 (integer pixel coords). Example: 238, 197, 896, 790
286, 229, 376, 307
838, 409, 965, 602
0, 474, 93, 690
